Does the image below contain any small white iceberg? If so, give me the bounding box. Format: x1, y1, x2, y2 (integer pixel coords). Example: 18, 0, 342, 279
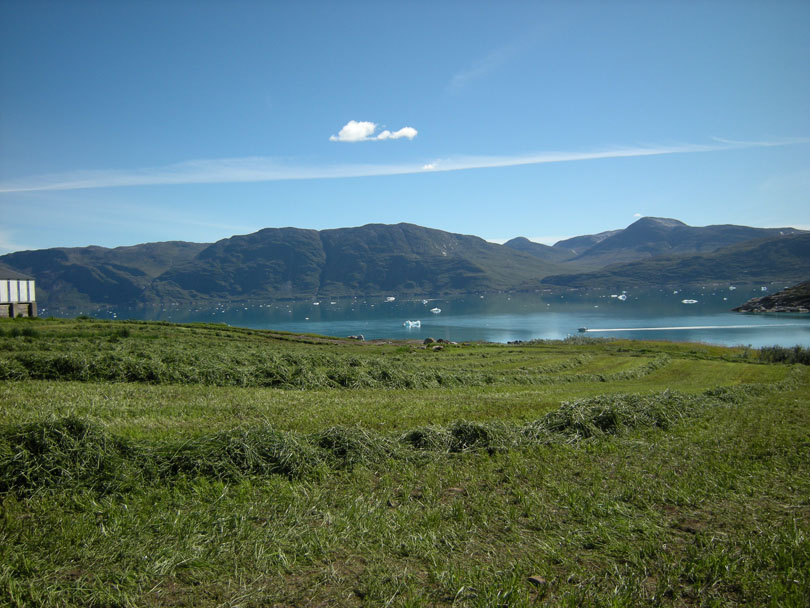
430, 307, 442, 314
385, 296, 396, 302
681, 299, 698, 304
421, 299, 429, 305
403, 320, 421, 328
617, 294, 627, 301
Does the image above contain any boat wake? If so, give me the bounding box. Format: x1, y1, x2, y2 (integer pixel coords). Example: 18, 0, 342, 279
582, 323, 804, 333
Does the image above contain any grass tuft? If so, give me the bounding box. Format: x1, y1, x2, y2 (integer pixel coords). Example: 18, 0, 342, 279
159, 426, 320, 480
314, 426, 397, 468
0, 416, 139, 495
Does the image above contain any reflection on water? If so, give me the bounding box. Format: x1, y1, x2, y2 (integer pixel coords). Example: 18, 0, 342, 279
81, 286, 810, 347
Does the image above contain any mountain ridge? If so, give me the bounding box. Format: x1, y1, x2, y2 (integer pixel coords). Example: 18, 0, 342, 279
1, 218, 805, 310
541, 232, 810, 288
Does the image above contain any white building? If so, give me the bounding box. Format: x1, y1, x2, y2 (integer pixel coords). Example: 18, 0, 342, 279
0, 268, 37, 318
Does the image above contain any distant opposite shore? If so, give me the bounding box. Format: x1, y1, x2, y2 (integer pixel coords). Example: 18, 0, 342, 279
734, 281, 810, 313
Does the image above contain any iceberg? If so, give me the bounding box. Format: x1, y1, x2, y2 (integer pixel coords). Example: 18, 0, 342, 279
403, 320, 421, 328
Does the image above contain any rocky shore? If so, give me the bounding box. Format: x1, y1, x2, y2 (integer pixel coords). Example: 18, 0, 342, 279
733, 280, 810, 313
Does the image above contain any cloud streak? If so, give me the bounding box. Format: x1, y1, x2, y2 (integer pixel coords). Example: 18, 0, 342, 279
0, 137, 807, 194
447, 42, 522, 92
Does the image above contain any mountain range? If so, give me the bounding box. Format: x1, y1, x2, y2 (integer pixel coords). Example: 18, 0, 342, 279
0, 217, 806, 311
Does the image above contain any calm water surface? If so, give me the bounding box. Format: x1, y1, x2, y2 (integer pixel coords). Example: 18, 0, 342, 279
95, 285, 810, 348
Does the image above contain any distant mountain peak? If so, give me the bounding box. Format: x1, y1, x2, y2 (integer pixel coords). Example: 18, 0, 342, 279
630, 217, 688, 228
623, 217, 689, 234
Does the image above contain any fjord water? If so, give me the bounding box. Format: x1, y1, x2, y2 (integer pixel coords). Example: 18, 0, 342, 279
132, 285, 810, 347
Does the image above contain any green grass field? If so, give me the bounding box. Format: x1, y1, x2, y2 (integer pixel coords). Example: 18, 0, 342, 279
1, 317, 808, 607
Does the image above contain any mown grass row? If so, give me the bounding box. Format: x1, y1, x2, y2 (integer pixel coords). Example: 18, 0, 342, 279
1, 374, 795, 497
1, 320, 808, 607
0, 342, 671, 390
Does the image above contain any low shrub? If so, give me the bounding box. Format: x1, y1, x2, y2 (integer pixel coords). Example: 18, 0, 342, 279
759, 345, 810, 365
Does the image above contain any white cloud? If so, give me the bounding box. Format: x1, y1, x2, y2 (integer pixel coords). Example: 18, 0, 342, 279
1, 137, 807, 193
633, 212, 642, 217
329, 120, 377, 142
330, 120, 417, 142
377, 127, 418, 140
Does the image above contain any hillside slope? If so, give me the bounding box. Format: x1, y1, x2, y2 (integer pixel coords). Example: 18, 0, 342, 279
0, 241, 208, 308
1, 224, 563, 308
569, 217, 803, 267
542, 232, 810, 288
153, 223, 563, 301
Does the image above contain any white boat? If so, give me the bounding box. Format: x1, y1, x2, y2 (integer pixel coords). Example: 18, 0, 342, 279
578, 327, 588, 332
385, 296, 396, 302
430, 307, 441, 314
403, 320, 421, 328
617, 294, 627, 301
681, 299, 698, 304
312, 302, 320, 305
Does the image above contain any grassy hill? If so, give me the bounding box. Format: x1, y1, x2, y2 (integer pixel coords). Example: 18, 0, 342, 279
1, 317, 808, 606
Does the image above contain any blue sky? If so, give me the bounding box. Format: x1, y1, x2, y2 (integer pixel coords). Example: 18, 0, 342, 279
1, 0, 808, 253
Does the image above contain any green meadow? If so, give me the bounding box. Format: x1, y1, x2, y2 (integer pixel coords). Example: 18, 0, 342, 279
1, 318, 808, 607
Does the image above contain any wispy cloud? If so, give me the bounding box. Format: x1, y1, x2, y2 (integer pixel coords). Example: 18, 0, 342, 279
329, 120, 417, 142
0, 137, 807, 194
447, 42, 522, 92
0, 228, 31, 254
